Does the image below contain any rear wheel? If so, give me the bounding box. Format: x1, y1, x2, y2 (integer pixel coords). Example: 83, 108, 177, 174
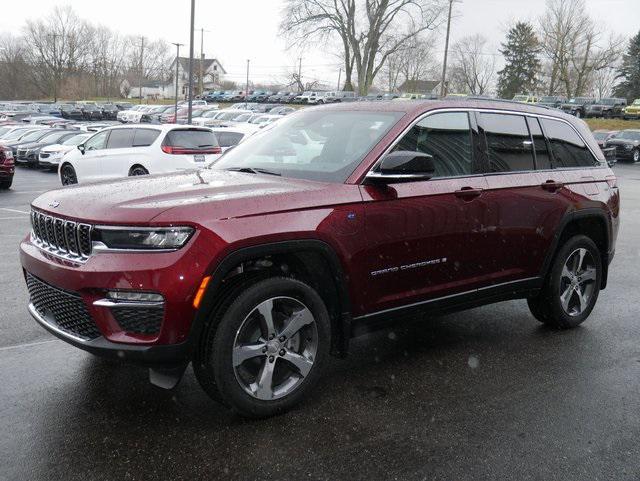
128, 165, 149, 176
633, 149, 640, 163
528, 235, 602, 329
194, 277, 331, 418
60, 164, 77, 185
0, 179, 12, 189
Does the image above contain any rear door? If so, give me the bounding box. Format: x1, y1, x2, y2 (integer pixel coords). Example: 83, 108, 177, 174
100, 128, 135, 179
358, 110, 491, 315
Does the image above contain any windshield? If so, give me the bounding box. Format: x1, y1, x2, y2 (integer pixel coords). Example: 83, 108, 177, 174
19, 130, 48, 142
618, 131, 640, 140
513, 95, 528, 101
592, 132, 609, 140
540, 96, 556, 102
39, 131, 71, 143
63, 134, 91, 145
211, 109, 403, 183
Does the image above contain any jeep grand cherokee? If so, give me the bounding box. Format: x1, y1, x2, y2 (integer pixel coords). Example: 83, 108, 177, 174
20, 100, 619, 418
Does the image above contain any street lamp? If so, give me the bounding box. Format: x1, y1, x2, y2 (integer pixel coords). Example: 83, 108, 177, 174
187, 0, 195, 124
172, 43, 184, 123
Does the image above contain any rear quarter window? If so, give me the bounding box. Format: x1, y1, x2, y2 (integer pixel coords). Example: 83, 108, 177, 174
133, 129, 161, 147
541, 119, 600, 168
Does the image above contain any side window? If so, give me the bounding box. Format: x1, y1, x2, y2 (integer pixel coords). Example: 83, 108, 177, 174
526, 117, 552, 170
133, 129, 161, 147
540, 118, 599, 168
106, 129, 134, 149
84, 131, 109, 151
393, 112, 474, 178
479, 113, 535, 172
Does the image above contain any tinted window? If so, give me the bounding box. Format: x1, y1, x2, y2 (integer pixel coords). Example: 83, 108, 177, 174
85, 131, 109, 151
216, 131, 244, 147
527, 117, 552, 170
164, 129, 218, 149
393, 112, 473, 178
479, 113, 534, 172
106, 129, 134, 149
541, 119, 599, 168
133, 129, 161, 147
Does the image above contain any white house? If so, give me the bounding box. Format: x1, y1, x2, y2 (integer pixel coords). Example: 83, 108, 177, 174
120, 56, 226, 100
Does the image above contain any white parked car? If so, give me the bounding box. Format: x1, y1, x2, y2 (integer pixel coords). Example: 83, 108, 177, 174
38, 132, 92, 169
210, 124, 260, 152
58, 124, 222, 185
191, 109, 252, 127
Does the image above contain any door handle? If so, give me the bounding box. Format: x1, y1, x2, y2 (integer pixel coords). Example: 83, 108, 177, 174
541, 180, 563, 192
454, 186, 483, 200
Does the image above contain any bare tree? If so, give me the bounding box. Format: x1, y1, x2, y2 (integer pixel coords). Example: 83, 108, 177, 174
591, 66, 618, 99
0, 34, 36, 99
281, 0, 445, 95
539, 0, 624, 97
448, 34, 496, 95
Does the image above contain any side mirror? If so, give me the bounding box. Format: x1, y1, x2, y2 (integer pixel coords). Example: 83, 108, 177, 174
366, 151, 435, 184
77, 144, 85, 155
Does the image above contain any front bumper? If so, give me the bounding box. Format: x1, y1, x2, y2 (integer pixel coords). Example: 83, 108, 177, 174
20, 230, 214, 363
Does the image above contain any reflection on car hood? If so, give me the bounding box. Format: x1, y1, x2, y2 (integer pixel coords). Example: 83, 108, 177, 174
31, 169, 359, 225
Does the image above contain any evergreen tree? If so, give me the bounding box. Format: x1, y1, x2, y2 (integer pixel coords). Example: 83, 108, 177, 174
496, 22, 541, 99
614, 31, 640, 101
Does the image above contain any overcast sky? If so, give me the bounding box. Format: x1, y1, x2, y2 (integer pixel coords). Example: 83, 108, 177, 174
0, 0, 638, 86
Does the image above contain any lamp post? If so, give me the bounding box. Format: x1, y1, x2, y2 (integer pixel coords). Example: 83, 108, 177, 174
172, 43, 183, 123
440, 0, 455, 98
187, 0, 195, 124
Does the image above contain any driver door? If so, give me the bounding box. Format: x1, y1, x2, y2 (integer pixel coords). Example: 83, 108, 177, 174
356, 111, 491, 315
74, 130, 110, 183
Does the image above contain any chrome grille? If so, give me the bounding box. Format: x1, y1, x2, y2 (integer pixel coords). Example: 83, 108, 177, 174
30, 210, 92, 261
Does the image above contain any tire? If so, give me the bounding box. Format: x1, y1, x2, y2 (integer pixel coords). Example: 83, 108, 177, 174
60, 164, 77, 185
633, 149, 640, 163
129, 165, 149, 176
194, 277, 331, 418
0, 179, 12, 189
528, 235, 602, 329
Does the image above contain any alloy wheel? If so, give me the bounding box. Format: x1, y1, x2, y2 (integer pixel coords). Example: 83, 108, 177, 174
61, 165, 77, 185
559, 248, 597, 316
130, 167, 148, 176
633, 150, 639, 163
232, 296, 318, 401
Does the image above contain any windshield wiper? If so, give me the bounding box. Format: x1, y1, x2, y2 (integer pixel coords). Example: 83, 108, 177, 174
226, 167, 281, 176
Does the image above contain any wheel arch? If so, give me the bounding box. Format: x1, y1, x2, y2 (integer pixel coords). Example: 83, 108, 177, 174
190, 240, 353, 358
541, 209, 611, 289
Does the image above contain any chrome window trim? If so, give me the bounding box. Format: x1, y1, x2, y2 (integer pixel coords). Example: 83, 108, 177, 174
363, 107, 604, 183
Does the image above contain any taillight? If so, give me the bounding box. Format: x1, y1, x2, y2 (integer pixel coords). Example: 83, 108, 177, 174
161, 145, 222, 155
0, 147, 13, 165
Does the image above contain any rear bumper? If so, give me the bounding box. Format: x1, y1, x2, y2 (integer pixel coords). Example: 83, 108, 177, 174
28, 303, 189, 366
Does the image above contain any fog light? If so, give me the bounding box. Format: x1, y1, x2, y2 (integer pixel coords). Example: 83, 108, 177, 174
107, 291, 164, 303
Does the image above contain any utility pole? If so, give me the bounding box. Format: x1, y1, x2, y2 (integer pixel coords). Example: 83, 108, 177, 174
298, 57, 302, 91
245, 59, 250, 108
137, 36, 145, 104
48, 34, 62, 102
172, 43, 183, 123
440, 0, 454, 98
187, 0, 195, 124
337, 68, 342, 91
198, 28, 211, 97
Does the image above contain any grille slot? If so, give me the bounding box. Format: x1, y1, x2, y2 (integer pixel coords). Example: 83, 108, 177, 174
111, 305, 164, 335
26, 273, 101, 341
31, 210, 92, 261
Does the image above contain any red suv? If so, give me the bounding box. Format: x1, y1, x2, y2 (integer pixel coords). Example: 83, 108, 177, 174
20, 100, 619, 417
0, 145, 14, 189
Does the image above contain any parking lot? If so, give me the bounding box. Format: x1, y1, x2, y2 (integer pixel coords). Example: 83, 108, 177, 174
0, 163, 638, 481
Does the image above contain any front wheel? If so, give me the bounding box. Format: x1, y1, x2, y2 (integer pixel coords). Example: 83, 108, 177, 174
194, 277, 331, 418
633, 149, 640, 163
528, 235, 602, 329
60, 164, 77, 185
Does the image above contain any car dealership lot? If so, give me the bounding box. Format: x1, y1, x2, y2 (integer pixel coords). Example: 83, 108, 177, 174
1, 166, 639, 480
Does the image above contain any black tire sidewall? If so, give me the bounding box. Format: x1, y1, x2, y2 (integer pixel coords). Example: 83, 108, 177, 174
61, 165, 76, 185
210, 277, 331, 418
544, 235, 602, 328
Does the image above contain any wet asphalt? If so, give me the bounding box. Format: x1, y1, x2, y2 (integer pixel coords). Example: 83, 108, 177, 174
0, 166, 639, 481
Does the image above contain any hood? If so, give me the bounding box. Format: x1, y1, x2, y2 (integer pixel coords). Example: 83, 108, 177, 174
41, 144, 72, 154
31, 169, 362, 225
606, 138, 639, 146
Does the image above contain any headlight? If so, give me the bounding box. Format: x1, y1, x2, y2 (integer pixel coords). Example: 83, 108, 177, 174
94, 227, 194, 250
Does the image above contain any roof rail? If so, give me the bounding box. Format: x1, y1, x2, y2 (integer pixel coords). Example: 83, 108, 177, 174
466, 96, 553, 110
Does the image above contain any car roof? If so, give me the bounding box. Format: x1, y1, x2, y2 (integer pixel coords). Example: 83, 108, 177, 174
100, 123, 212, 133
313, 99, 578, 120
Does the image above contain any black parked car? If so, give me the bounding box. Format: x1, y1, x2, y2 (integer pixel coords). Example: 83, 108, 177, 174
80, 104, 103, 120
15, 129, 77, 168
2, 129, 53, 159
604, 129, 640, 163
560, 97, 596, 118
585, 98, 627, 118
98, 104, 119, 120
59, 104, 84, 120
538, 95, 567, 108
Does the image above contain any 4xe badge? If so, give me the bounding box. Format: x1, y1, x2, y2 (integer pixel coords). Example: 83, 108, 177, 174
48, 201, 60, 208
